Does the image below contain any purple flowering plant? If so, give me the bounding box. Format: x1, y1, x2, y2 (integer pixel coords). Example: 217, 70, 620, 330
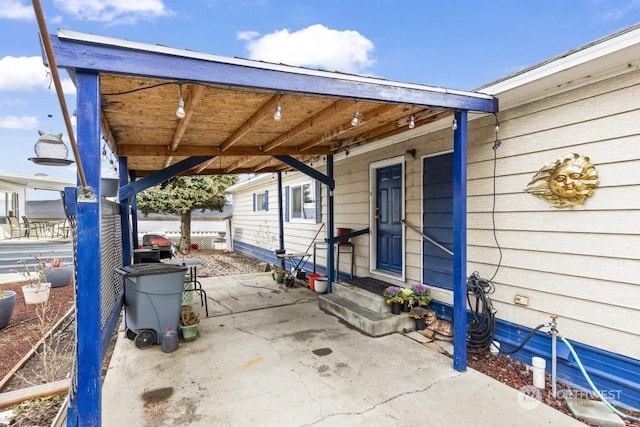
411, 283, 432, 307
382, 286, 403, 304
409, 305, 427, 319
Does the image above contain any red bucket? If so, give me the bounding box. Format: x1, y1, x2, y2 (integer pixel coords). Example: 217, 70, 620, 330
307, 273, 322, 291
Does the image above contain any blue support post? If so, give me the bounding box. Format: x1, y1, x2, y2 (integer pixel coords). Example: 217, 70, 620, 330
129, 170, 139, 250
70, 71, 103, 426
452, 110, 468, 372
326, 155, 335, 293
277, 171, 284, 251
119, 157, 131, 266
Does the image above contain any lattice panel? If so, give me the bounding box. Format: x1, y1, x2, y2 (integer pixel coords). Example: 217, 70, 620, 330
100, 214, 124, 328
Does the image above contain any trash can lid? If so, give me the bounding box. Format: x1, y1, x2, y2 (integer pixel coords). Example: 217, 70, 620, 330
116, 263, 187, 277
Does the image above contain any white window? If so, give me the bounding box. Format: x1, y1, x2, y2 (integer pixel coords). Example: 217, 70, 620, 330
290, 182, 315, 221
256, 193, 266, 211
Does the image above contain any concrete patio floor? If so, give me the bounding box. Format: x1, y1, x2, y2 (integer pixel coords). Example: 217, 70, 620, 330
102, 272, 586, 426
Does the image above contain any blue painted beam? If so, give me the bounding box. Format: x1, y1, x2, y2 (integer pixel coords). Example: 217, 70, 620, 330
72, 71, 103, 426
49, 34, 498, 113
326, 155, 335, 293
277, 171, 284, 251
118, 156, 213, 201
452, 110, 468, 372
327, 227, 369, 244
274, 156, 335, 188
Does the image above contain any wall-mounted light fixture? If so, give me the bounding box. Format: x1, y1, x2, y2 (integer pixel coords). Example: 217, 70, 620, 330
406, 148, 417, 159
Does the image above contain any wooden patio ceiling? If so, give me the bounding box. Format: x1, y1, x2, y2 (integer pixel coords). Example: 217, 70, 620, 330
103, 74, 452, 176
50, 30, 499, 177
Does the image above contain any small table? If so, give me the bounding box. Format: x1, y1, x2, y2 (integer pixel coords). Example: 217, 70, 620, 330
168, 258, 208, 317
275, 252, 311, 289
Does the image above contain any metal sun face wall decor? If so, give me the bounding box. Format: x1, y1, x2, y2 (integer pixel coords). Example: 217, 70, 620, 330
525, 153, 600, 209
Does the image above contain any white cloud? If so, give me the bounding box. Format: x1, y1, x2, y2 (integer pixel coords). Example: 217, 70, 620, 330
0, 115, 38, 129
591, 0, 640, 21
238, 24, 375, 74
0, 56, 50, 92
0, 56, 76, 95
0, 0, 33, 20
53, 0, 170, 24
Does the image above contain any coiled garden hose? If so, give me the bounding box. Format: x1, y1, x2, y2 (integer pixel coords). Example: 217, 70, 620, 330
466, 272, 497, 353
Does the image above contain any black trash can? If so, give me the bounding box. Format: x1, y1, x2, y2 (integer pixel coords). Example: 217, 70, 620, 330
116, 263, 187, 349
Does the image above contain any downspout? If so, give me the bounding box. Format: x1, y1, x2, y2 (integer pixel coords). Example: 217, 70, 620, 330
119, 157, 131, 266
129, 170, 139, 250
326, 155, 335, 293
452, 110, 468, 372
277, 171, 284, 252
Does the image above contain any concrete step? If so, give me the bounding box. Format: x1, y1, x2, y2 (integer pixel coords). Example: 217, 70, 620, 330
331, 281, 388, 314
318, 293, 413, 337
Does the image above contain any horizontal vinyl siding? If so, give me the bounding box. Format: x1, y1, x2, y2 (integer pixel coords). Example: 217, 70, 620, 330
466, 68, 640, 359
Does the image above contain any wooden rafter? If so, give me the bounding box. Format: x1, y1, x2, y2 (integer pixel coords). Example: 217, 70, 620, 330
297, 103, 398, 152
117, 145, 330, 157
261, 99, 354, 152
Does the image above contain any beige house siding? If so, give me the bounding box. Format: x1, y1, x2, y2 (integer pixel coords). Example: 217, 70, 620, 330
465, 68, 640, 360
231, 66, 640, 361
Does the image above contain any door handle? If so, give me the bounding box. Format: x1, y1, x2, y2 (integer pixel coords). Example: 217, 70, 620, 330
375, 208, 381, 220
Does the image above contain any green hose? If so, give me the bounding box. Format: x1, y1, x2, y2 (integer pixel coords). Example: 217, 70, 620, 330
558, 334, 640, 422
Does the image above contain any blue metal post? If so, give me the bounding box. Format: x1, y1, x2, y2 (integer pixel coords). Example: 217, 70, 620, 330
277, 171, 284, 251
452, 110, 468, 372
129, 170, 139, 250
71, 71, 102, 426
119, 157, 131, 266
326, 155, 335, 293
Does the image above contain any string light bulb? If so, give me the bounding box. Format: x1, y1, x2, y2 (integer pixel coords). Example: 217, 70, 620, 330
351, 111, 360, 127
409, 114, 415, 129
274, 104, 282, 121
176, 84, 186, 119
452, 117, 458, 131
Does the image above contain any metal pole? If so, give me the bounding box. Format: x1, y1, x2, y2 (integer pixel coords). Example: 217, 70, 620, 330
326, 155, 335, 293
32, 0, 90, 197
452, 110, 468, 372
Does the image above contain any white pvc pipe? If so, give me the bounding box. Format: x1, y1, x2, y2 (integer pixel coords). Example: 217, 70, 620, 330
532, 357, 546, 389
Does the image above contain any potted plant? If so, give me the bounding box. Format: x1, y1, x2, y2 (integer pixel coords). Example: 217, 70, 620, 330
43, 258, 74, 288
383, 286, 403, 315
399, 287, 416, 312
0, 288, 17, 330
16, 260, 51, 305
179, 306, 200, 341
409, 305, 428, 330
411, 283, 432, 308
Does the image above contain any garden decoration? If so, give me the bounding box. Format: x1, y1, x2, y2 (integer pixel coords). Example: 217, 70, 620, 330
525, 153, 599, 208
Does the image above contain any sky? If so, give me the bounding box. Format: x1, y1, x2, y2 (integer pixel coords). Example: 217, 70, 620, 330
1, 0, 640, 199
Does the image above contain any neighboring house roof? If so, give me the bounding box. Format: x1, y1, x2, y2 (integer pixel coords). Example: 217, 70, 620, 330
0, 172, 75, 193
478, 23, 640, 108
140, 204, 233, 220
26, 199, 66, 217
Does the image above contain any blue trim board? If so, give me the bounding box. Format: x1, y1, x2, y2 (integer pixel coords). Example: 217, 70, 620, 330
50, 35, 498, 113
233, 240, 355, 281
429, 300, 640, 410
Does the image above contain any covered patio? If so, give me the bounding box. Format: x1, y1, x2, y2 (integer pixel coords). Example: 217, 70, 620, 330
43, 28, 499, 425
101, 271, 584, 426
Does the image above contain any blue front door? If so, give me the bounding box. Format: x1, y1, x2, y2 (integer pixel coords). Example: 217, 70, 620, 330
422, 153, 454, 289
376, 164, 403, 273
